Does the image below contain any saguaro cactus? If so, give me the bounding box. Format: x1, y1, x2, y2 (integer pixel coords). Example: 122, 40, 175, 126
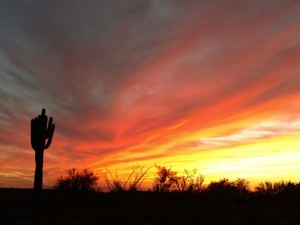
31, 108, 55, 207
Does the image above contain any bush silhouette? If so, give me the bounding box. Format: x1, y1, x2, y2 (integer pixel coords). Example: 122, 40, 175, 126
233, 178, 250, 194
255, 181, 300, 195
152, 166, 204, 192
207, 178, 235, 192
152, 166, 177, 192
207, 178, 250, 194
54, 168, 99, 192
104, 164, 150, 191
172, 168, 205, 192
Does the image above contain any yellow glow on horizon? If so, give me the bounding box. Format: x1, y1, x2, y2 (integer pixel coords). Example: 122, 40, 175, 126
164, 131, 300, 188
96, 130, 300, 190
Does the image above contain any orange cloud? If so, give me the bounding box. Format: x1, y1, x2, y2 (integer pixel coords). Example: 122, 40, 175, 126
1, 1, 300, 189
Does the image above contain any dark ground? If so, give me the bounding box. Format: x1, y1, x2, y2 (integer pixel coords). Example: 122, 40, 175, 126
1, 188, 300, 225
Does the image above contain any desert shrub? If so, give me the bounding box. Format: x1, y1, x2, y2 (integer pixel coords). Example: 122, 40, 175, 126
207, 178, 236, 192
104, 164, 150, 192
152, 166, 178, 192
152, 166, 204, 192
255, 181, 300, 195
173, 168, 205, 192
233, 178, 250, 194
54, 168, 99, 191
207, 178, 250, 194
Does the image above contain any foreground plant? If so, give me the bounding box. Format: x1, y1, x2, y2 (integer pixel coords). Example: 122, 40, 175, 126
153, 166, 205, 192
104, 164, 151, 192
55, 168, 99, 192
31, 108, 55, 207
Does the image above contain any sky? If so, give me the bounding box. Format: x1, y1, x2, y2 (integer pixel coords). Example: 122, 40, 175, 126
0, 0, 300, 189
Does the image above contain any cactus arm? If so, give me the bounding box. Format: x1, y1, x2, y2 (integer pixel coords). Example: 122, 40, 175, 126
45, 123, 55, 149
43, 115, 48, 136
31, 118, 40, 151
31, 119, 37, 151
46, 117, 53, 137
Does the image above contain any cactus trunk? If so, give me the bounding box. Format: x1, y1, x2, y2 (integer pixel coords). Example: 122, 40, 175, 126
30, 108, 55, 209
33, 148, 44, 207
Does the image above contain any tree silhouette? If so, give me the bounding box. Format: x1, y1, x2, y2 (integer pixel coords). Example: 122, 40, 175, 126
54, 168, 99, 192
152, 166, 177, 192
255, 181, 300, 195
152, 166, 204, 192
30, 108, 55, 207
173, 168, 205, 192
234, 178, 250, 194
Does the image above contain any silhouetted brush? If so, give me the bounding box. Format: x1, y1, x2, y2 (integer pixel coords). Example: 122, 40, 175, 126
31, 108, 55, 208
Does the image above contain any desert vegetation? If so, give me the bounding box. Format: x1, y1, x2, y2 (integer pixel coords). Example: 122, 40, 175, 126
54, 168, 99, 192
152, 166, 204, 192
103, 164, 151, 192
57, 168, 300, 224
51, 165, 300, 195
53, 165, 300, 197
2, 165, 300, 225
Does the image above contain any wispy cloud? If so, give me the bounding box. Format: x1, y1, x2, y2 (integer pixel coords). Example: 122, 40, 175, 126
198, 119, 300, 148
0, 0, 300, 187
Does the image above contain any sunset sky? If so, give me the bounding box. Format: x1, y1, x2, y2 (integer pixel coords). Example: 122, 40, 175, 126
1, 0, 300, 189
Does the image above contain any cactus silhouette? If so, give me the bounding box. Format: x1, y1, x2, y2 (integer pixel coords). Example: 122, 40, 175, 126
31, 108, 55, 207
